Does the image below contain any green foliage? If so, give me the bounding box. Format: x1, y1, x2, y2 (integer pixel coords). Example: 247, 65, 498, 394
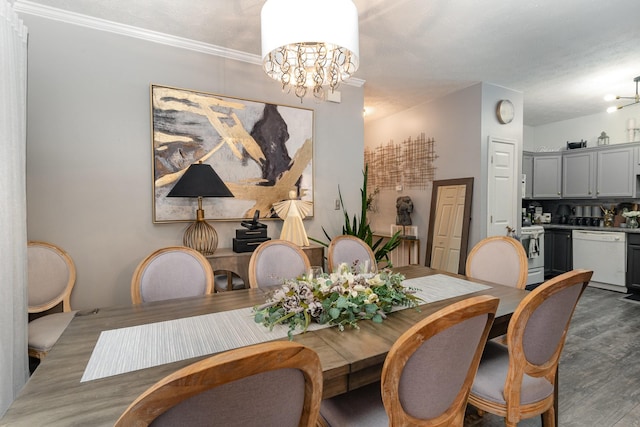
252, 264, 422, 338
311, 165, 402, 268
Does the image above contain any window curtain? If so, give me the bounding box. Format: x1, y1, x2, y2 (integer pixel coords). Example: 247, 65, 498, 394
0, 0, 28, 416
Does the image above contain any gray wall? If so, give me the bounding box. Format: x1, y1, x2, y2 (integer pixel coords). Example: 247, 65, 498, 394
365, 82, 523, 260
23, 15, 364, 309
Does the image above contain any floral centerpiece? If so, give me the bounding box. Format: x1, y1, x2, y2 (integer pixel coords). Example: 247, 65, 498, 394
253, 262, 422, 339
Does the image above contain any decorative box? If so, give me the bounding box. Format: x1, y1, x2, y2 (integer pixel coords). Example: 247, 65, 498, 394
236, 228, 268, 239
233, 237, 270, 253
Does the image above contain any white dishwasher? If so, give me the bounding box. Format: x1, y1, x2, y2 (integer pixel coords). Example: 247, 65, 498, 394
572, 230, 626, 291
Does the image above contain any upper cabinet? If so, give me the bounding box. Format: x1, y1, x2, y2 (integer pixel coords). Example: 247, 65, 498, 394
532, 153, 562, 198
525, 143, 639, 200
562, 150, 596, 198
596, 146, 635, 197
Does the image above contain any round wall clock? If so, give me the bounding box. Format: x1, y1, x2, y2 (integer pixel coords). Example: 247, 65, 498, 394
496, 99, 514, 124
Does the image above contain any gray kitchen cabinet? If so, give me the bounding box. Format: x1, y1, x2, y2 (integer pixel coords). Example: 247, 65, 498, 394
627, 233, 640, 296
562, 150, 596, 198
544, 229, 572, 277
596, 146, 634, 197
523, 152, 533, 199
532, 153, 562, 199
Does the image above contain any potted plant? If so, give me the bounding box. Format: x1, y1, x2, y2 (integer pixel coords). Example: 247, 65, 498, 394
311, 165, 402, 267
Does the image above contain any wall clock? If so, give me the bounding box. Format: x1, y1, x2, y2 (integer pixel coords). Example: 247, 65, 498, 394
496, 99, 514, 124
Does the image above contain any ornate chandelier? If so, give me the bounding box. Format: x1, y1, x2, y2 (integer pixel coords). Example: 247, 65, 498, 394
261, 0, 359, 101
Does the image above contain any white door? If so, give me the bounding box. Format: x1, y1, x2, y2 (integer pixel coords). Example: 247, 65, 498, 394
430, 184, 466, 273
488, 137, 518, 237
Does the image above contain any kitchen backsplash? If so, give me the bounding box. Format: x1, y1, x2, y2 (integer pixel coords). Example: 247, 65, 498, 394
523, 199, 640, 226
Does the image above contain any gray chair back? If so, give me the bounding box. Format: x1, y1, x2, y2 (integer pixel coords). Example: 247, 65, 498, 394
521, 276, 586, 365
248, 240, 311, 288
328, 235, 376, 273
28, 241, 76, 312
153, 368, 305, 426
465, 236, 528, 289
398, 313, 489, 419
115, 341, 323, 427
131, 246, 214, 304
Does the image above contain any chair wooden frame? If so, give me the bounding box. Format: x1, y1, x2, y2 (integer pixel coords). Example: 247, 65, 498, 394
130, 246, 214, 304
247, 239, 311, 288
327, 235, 377, 273
115, 341, 323, 427
381, 295, 499, 426
27, 241, 77, 359
468, 269, 593, 426
28, 241, 76, 313
465, 236, 528, 289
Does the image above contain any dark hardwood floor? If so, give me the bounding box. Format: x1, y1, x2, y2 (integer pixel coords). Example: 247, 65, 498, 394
465, 286, 640, 426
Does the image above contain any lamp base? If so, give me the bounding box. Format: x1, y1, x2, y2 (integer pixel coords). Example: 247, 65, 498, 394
183, 218, 218, 256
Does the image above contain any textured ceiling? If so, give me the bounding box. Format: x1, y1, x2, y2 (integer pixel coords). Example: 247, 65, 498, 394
15, 0, 640, 126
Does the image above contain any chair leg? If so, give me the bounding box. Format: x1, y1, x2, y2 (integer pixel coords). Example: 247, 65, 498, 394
541, 406, 555, 427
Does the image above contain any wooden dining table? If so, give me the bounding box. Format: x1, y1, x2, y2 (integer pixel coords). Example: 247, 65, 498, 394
1, 265, 529, 426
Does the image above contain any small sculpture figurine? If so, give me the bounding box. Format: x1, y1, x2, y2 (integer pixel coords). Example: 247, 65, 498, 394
272, 190, 313, 246
240, 210, 267, 230
396, 196, 413, 226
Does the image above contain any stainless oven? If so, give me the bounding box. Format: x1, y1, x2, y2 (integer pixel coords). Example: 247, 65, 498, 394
520, 225, 545, 286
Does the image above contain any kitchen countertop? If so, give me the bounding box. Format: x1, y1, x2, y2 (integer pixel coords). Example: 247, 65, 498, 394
541, 224, 640, 233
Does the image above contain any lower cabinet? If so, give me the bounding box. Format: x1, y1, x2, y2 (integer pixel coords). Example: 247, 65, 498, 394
626, 234, 640, 295
544, 230, 573, 277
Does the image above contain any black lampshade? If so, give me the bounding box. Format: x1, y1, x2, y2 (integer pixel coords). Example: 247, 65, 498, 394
167, 163, 234, 198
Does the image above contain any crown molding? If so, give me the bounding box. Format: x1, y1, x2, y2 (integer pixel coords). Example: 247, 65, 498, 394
13, 0, 261, 65
13, 0, 365, 88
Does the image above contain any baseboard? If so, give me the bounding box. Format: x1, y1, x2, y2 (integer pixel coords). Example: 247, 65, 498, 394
588, 281, 626, 293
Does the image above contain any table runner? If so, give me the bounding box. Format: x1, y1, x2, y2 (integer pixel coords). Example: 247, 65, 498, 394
81, 274, 490, 382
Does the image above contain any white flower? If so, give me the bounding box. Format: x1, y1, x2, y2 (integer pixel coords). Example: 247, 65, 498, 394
623, 210, 640, 218
366, 293, 379, 304
366, 274, 383, 286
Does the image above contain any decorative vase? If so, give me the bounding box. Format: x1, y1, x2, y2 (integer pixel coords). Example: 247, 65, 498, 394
603, 211, 614, 227
628, 216, 639, 229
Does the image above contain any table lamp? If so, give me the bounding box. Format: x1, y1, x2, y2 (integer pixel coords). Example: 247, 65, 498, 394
167, 162, 233, 255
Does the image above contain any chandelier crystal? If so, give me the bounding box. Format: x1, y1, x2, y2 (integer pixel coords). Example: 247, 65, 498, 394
261, 0, 359, 102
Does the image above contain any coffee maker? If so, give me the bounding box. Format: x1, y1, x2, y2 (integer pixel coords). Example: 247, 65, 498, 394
557, 204, 571, 224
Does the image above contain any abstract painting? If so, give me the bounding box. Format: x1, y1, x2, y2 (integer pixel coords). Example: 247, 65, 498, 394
151, 85, 314, 222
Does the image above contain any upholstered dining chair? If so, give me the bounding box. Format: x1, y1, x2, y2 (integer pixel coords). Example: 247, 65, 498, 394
247, 239, 311, 288
131, 246, 214, 304
27, 241, 77, 360
319, 295, 499, 427
465, 236, 528, 289
114, 341, 323, 427
327, 235, 377, 274
468, 269, 593, 427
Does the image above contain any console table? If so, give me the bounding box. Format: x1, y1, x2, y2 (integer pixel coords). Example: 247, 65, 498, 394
373, 233, 421, 266
206, 244, 325, 290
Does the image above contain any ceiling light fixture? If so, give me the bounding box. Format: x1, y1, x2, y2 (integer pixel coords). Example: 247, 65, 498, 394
605, 75, 640, 113
260, 0, 359, 102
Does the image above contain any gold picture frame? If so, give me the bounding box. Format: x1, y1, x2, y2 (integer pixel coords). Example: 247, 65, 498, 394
151, 84, 314, 223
